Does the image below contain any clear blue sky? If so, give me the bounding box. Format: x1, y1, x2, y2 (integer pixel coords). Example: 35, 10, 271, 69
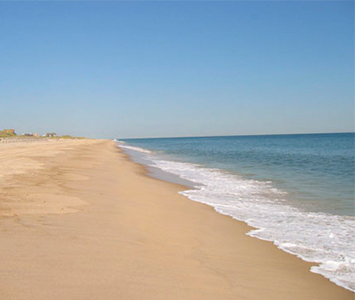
0, 1, 353, 138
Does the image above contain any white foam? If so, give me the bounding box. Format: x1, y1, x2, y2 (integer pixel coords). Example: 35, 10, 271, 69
116, 141, 153, 154
117, 143, 355, 292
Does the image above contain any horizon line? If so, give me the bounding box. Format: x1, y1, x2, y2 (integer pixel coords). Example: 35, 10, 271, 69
116, 131, 355, 140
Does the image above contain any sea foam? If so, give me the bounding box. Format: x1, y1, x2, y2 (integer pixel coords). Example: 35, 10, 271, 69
117, 142, 152, 154
116, 141, 355, 292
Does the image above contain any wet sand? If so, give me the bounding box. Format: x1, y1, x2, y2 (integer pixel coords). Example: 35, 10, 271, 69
0, 139, 352, 299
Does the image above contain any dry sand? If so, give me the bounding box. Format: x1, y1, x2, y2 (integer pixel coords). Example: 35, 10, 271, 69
0, 139, 353, 299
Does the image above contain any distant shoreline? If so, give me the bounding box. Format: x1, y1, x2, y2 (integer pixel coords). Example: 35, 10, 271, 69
0, 136, 85, 143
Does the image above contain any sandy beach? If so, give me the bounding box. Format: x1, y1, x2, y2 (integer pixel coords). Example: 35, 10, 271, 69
0, 139, 352, 300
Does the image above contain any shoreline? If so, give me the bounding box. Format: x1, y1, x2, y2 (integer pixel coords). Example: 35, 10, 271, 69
0, 139, 352, 299
119, 143, 355, 294
117, 138, 355, 293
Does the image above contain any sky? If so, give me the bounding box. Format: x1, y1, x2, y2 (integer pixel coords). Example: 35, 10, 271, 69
0, 1, 353, 139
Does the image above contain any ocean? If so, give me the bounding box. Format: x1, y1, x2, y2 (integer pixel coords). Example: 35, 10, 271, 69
116, 133, 355, 292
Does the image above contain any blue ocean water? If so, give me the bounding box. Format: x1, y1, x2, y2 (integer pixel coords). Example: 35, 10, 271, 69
116, 133, 355, 292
